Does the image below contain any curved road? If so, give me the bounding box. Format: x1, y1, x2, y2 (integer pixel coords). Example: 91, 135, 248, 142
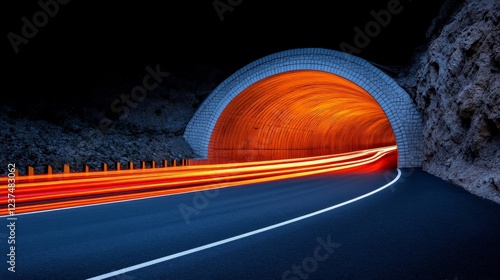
1, 169, 500, 279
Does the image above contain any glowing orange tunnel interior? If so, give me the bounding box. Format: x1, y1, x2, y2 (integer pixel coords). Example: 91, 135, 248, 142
207, 70, 397, 163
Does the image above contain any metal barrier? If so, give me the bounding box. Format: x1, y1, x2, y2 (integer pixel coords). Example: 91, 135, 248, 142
13, 159, 191, 177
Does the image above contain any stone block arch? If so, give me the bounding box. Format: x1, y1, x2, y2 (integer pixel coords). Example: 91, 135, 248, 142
184, 48, 423, 167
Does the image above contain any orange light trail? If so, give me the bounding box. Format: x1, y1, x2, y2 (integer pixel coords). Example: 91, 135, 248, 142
1, 70, 399, 216
0, 146, 397, 216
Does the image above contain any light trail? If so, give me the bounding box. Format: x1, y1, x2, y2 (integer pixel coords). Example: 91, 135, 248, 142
0, 145, 397, 216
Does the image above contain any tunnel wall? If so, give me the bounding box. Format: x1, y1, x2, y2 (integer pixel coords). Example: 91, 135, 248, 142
184, 48, 423, 167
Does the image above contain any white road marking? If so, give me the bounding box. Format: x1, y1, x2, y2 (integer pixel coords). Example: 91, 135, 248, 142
87, 169, 402, 280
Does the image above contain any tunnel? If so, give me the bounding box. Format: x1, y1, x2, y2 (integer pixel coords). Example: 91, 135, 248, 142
184, 48, 423, 168
209, 70, 396, 163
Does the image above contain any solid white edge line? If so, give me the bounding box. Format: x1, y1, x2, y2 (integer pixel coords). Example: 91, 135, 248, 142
86, 168, 402, 280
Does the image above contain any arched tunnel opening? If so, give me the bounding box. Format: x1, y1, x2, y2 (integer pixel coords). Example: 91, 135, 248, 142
205, 70, 398, 169
184, 48, 424, 169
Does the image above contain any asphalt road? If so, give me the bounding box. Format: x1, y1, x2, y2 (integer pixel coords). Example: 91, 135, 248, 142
1, 168, 500, 280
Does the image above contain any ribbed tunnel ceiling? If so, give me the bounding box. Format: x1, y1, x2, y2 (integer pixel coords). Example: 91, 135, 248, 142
208, 70, 396, 163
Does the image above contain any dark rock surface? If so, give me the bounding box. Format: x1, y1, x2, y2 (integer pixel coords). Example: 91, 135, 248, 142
397, 0, 500, 203
0, 65, 227, 174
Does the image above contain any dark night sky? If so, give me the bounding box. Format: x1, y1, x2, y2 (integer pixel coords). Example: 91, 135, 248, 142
4, 0, 446, 104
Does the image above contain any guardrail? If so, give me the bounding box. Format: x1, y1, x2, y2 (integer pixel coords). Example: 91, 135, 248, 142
13, 159, 192, 177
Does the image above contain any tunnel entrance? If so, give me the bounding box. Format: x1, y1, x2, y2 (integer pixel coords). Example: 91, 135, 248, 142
184, 48, 423, 168
208, 70, 396, 163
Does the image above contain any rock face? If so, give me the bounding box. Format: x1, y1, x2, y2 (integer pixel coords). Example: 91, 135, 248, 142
397, 0, 500, 203
0, 65, 227, 174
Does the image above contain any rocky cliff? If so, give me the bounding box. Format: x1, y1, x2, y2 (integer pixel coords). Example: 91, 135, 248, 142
0, 66, 226, 174
397, 0, 500, 203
